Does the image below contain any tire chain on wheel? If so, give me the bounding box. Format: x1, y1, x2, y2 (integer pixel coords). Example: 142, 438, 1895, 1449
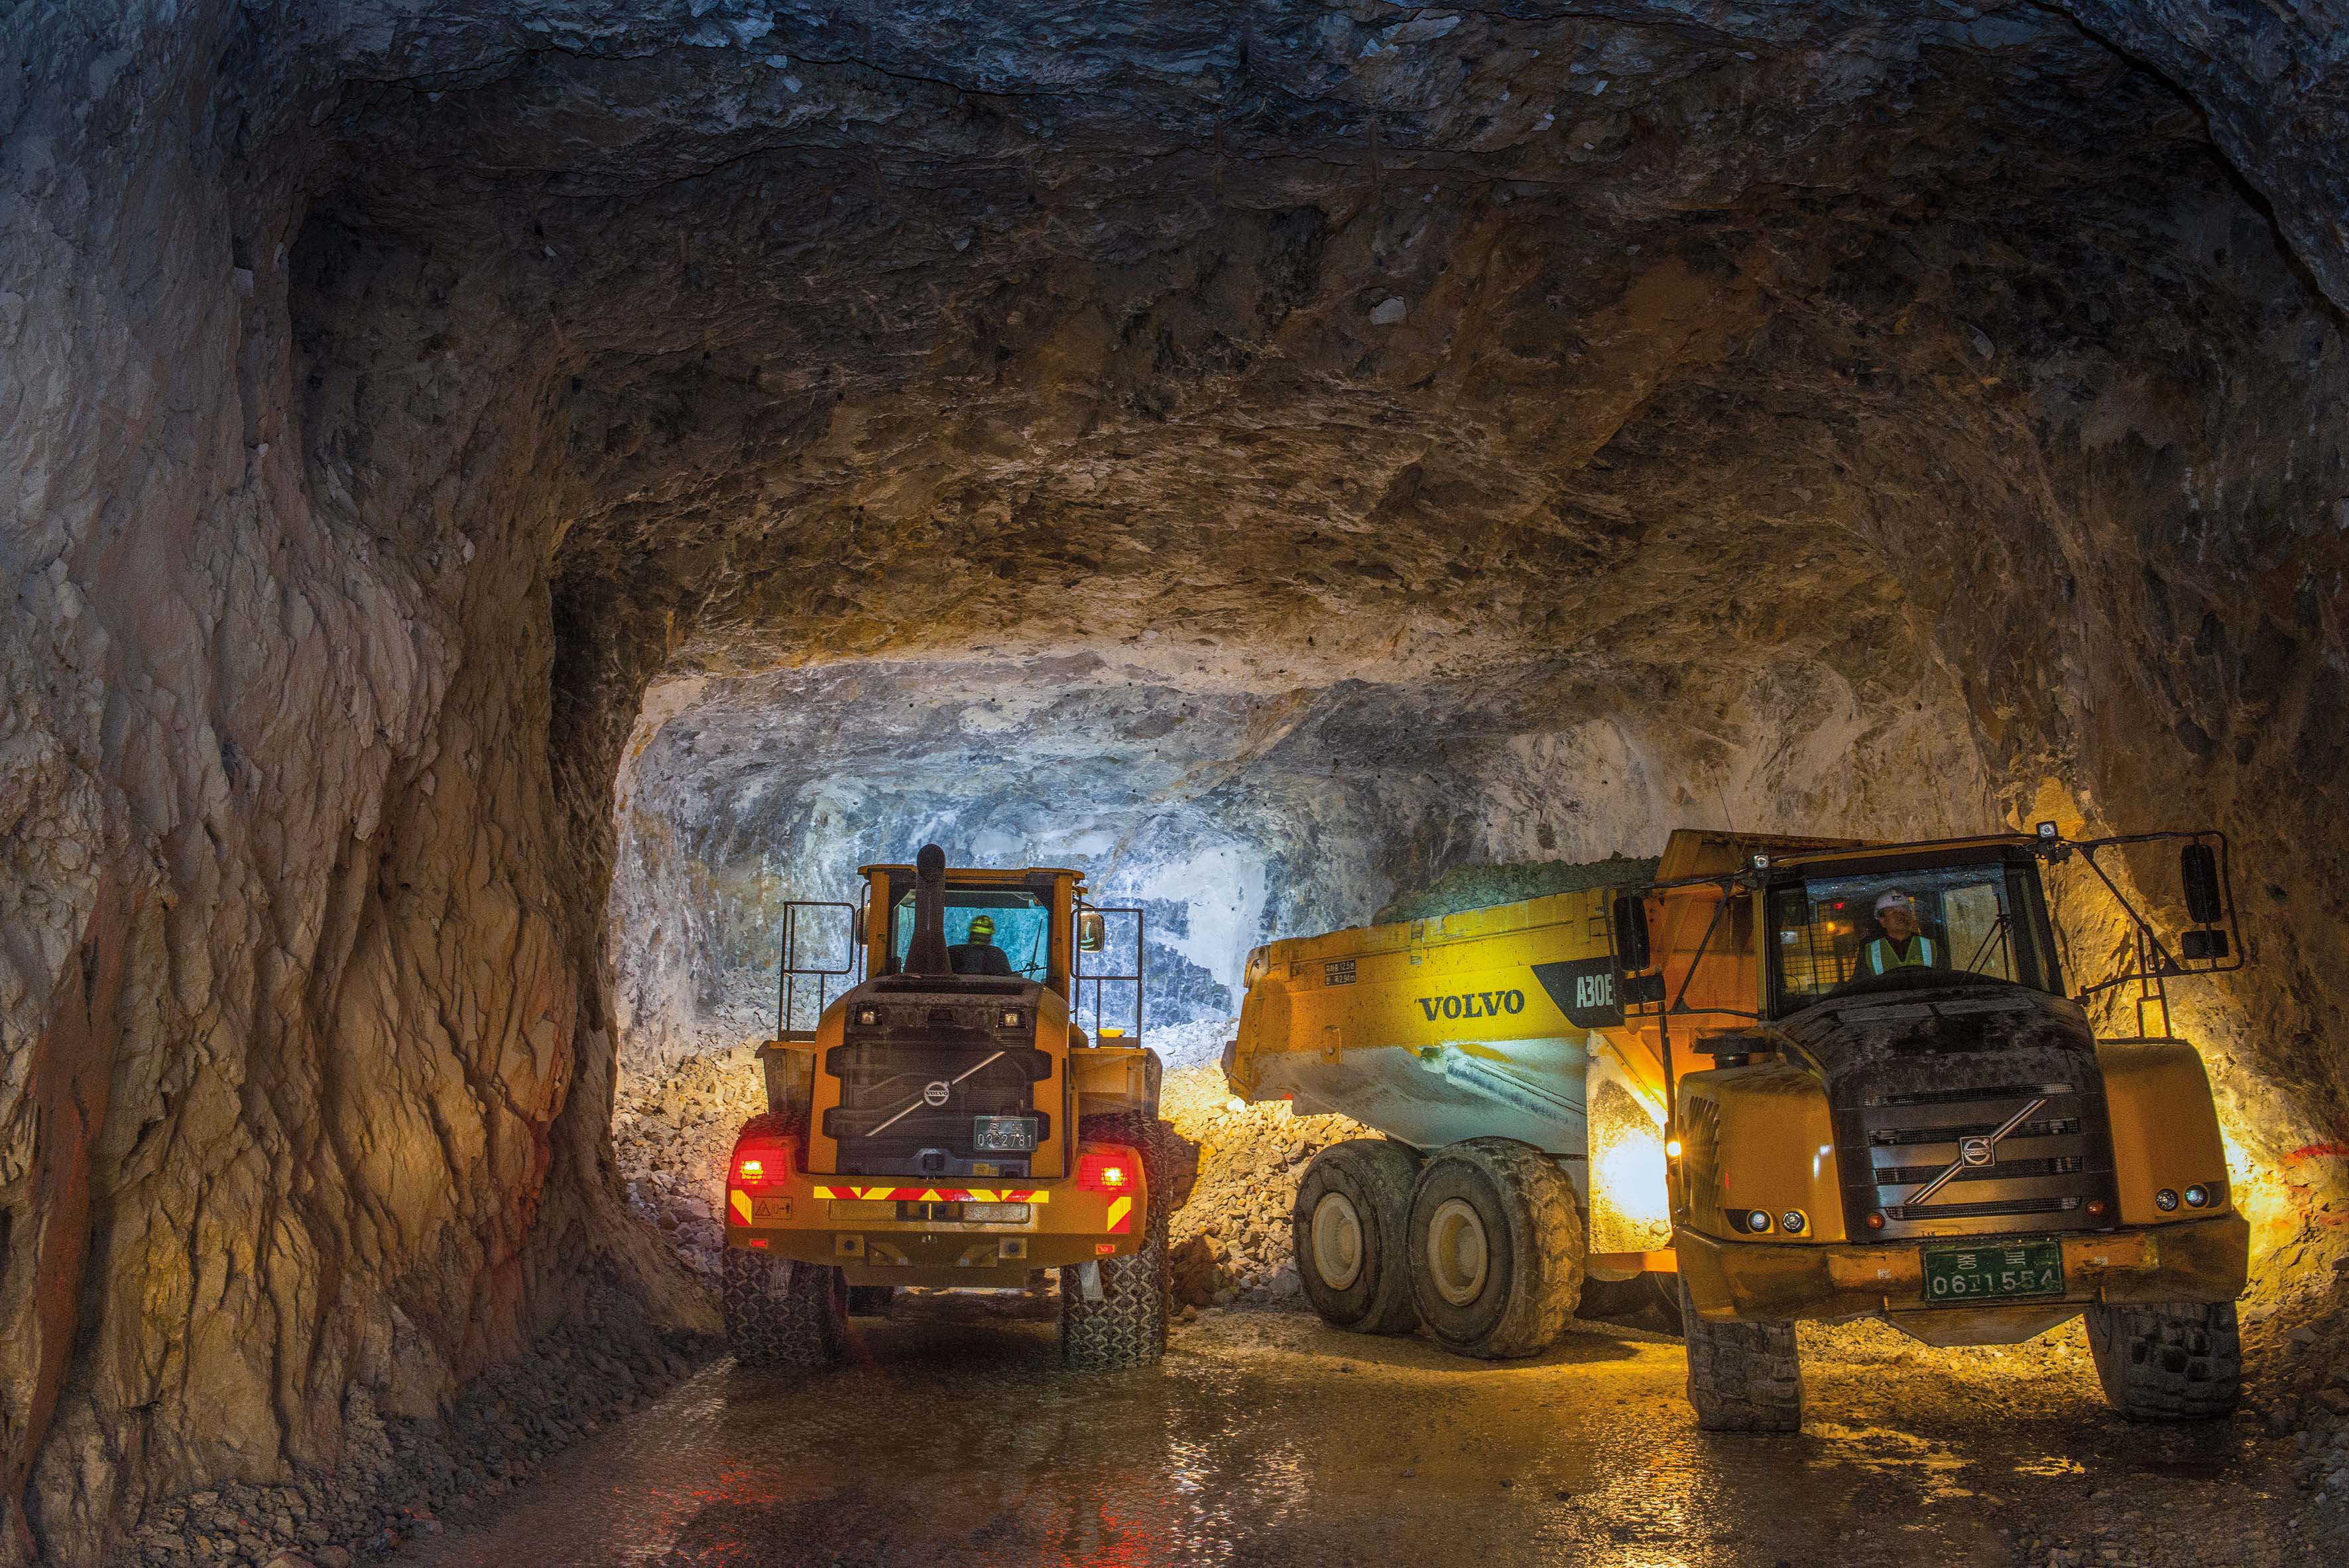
721, 1248, 847, 1368
1678, 1272, 1803, 1431
2086, 1300, 2242, 1421
1059, 1111, 1175, 1371
720, 1106, 848, 1368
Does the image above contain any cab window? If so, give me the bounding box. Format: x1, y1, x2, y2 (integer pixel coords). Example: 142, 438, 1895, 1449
889, 887, 1052, 979
1767, 858, 2059, 1015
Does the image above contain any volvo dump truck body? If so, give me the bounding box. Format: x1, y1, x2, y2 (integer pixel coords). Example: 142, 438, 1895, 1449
1227, 827, 2250, 1427
722, 844, 1177, 1370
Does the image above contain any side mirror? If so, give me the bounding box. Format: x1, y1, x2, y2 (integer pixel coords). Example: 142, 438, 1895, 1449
2180, 843, 2224, 926
1612, 894, 1652, 972
2181, 928, 2230, 962
1077, 910, 1106, 953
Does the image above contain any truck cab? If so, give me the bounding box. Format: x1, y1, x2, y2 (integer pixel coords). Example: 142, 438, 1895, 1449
720, 845, 1177, 1371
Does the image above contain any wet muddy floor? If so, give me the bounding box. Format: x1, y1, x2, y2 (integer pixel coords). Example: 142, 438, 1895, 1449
394, 1297, 2333, 1567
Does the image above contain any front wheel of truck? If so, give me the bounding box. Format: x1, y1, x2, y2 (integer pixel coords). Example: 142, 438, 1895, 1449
1405, 1138, 1583, 1358
1294, 1139, 1422, 1335
1679, 1272, 1803, 1431
2086, 1301, 2242, 1421
722, 1250, 847, 1369
1059, 1112, 1175, 1371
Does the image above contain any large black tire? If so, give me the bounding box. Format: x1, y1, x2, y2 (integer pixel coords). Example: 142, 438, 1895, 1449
723, 1249, 849, 1368
2086, 1301, 2242, 1421
847, 1285, 896, 1316
1679, 1272, 1802, 1431
1059, 1111, 1175, 1371
1405, 1139, 1583, 1358
1292, 1139, 1422, 1335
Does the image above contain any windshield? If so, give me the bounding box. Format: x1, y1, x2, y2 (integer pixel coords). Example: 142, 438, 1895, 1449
1768, 856, 2059, 1015
890, 887, 1052, 979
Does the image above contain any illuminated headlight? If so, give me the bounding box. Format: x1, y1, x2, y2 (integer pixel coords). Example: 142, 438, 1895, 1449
2183, 1184, 2210, 1209
2155, 1187, 2180, 1212
854, 1004, 881, 1027
1780, 1211, 1807, 1235
963, 1202, 1031, 1224
1744, 1209, 1774, 1234
998, 1008, 1025, 1029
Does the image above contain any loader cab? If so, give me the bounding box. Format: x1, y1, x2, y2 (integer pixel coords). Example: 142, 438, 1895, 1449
862, 863, 1083, 998
1761, 843, 2064, 1019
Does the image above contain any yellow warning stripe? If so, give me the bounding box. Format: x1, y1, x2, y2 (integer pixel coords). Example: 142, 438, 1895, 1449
1106, 1195, 1132, 1234
729, 1189, 754, 1227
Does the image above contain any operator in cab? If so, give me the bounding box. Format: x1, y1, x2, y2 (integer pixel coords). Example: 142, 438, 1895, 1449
949, 913, 1015, 977
1860, 890, 1941, 976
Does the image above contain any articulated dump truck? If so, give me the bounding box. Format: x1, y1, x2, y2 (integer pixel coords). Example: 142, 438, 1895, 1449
721, 845, 1181, 1370
1227, 826, 2252, 1429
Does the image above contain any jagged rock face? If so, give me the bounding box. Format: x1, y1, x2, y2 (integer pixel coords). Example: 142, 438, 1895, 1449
5, 3, 2349, 1563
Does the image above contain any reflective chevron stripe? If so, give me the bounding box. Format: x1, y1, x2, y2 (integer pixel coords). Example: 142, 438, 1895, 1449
810, 1185, 1050, 1203
729, 1189, 754, 1226
1106, 1195, 1132, 1233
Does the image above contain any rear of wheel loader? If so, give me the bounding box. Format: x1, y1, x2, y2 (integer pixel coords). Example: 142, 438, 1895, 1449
718, 844, 1183, 1370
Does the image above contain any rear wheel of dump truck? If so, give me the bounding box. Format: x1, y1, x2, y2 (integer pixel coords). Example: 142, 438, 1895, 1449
1679, 1272, 1802, 1431
2086, 1301, 2242, 1421
1059, 1111, 1175, 1370
722, 1250, 849, 1368
1405, 1139, 1582, 1358
1292, 1140, 1423, 1335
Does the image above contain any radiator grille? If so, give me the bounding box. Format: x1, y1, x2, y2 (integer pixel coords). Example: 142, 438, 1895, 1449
1835, 1077, 2118, 1242
823, 1036, 1047, 1177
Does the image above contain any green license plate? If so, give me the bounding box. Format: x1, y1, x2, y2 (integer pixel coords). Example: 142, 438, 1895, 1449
1921, 1240, 2065, 1305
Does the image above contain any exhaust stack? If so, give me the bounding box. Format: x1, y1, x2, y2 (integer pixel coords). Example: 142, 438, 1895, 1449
905, 843, 952, 977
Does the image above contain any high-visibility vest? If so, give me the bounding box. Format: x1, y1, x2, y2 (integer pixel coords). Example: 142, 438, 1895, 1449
1863, 934, 1937, 975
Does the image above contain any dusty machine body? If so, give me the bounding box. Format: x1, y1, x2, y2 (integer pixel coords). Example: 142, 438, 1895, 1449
1228, 826, 2250, 1426
721, 845, 1176, 1369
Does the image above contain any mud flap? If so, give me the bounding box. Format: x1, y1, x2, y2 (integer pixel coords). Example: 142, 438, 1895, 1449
1079, 1260, 1106, 1302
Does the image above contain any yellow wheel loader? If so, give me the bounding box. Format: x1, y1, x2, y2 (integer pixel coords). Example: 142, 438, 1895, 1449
1227, 825, 2250, 1428
722, 845, 1179, 1370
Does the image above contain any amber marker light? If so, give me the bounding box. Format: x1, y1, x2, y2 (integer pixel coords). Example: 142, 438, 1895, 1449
1865, 1212, 1886, 1231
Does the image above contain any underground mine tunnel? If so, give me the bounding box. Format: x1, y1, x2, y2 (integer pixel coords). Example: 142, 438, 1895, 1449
7, 3, 2349, 1565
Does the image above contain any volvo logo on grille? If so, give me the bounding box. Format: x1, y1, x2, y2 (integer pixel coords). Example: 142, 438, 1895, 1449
922, 1081, 950, 1108
1960, 1136, 1996, 1167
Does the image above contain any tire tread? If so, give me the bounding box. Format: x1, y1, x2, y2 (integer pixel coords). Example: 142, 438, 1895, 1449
2086, 1301, 2241, 1421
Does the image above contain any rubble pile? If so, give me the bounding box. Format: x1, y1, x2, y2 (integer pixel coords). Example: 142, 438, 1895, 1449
123, 1287, 704, 1568
2245, 1231, 2349, 1510
1161, 1059, 1378, 1311
612, 1043, 773, 1278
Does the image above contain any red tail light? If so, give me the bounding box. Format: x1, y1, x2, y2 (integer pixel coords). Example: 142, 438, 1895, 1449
1077, 1148, 1138, 1193
729, 1129, 798, 1189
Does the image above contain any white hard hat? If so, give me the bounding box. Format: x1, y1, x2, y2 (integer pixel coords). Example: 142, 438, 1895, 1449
1874, 890, 1912, 914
